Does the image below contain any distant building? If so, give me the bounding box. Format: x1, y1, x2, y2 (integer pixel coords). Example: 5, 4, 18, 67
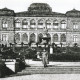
0, 3, 80, 47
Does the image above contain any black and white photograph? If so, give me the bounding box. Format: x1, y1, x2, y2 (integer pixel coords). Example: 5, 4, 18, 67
0, 0, 80, 80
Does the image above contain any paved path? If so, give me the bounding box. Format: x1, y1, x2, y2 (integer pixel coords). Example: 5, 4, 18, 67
25, 59, 80, 66
1, 74, 80, 80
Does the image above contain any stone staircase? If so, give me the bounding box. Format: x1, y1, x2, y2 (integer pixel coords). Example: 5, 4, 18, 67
11, 60, 80, 76
17, 65, 80, 75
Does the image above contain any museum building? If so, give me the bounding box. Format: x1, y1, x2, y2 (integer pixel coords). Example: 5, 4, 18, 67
0, 3, 80, 47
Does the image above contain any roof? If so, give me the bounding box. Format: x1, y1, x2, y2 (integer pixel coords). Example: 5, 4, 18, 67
0, 7, 14, 16
15, 3, 65, 17
66, 9, 80, 17
0, 3, 80, 17
15, 11, 65, 17
28, 3, 52, 13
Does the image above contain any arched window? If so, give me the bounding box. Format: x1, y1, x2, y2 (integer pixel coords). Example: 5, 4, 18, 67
61, 34, 66, 42
38, 19, 44, 29
15, 19, 21, 28
22, 33, 28, 42
46, 20, 51, 29
2, 21, 8, 28
53, 20, 58, 29
30, 33, 35, 42
38, 33, 43, 42
30, 19, 36, 29
53, 34, 58, 42
22, 19, 28, 28
15, 33, 20, 43
73, 23, 78, 29
61, 20, 66, 29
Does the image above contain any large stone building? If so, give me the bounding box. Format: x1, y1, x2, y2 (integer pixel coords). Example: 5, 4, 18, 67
0, 3, 80, 47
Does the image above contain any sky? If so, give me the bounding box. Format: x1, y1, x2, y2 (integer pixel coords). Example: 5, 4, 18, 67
0, 0, 80, 13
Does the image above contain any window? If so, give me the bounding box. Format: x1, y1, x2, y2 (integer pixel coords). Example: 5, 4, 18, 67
61, 34, 66, 42
30, 33, 35, 42
2, 22, 8, 28
22, 33, 28, 42
46, 20, 51, 29
30, 19, 36, 28
53, 20, 58, 29
15, 33, 20, 43
61, 21, 66, 29
38, 33, 43, 42
53, 34, 58, 42
73, 23, 78, 29
15, 19, 21, 28
2, 34, 8, 41
22, 19, 28, 28
38, 19, 44, 29
73, 35, 78, 42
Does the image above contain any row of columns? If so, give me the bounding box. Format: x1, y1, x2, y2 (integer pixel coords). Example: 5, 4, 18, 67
17, 32, 66, 44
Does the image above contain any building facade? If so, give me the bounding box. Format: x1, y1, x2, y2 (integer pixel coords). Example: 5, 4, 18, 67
0, 3, 80, 47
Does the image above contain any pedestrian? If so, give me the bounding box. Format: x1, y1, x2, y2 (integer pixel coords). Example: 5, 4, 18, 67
42, 49, 49, 67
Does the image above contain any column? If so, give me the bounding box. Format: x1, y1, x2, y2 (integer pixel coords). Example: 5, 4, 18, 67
27, 33, 30, 43
43, 19, 46, 29
51, 33, 53, 44
20, 19, 22, 30
35, 33, 38, 42
51, 22, 53, 31
36, 18, 38, 30
28, 20, 30, 30
58, 33, 61, 43
20, 33, 22, 43
58, 20, 61, 30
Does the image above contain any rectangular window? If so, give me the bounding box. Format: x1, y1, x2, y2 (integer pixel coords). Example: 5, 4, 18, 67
38, 23, 43, 25
73, 35, 78, 42
2, 34, 8, 41
22, 25, 28, 28
46, 23, 51, 29
61, 23, 66, 29
3, 23, 8, 28
73, 23, 78, 29
30, 23, 36, 25
47, 25, 52, 29
30, 25, 36, 29
46, 23, 51, 25
15, 23, 21, 28
53, 23, 58, 29
38, 23, 43, 28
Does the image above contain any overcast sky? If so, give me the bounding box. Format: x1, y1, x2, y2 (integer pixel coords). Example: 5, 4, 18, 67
0, 0, 80, 13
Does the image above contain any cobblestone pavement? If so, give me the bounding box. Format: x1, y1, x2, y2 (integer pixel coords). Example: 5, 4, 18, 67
1, 74, 80, 80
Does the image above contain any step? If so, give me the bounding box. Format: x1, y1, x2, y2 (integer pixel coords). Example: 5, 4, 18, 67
19, 66, 80, 74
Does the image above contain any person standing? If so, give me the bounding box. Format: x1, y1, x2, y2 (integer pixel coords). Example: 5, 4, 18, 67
42, 49, 49, 67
